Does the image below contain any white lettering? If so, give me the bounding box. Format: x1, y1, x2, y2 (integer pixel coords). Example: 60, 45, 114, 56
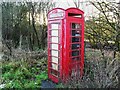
49, 12, 64, 18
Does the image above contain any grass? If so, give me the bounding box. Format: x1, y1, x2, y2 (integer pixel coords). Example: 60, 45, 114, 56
1, 57, 48, 88
1, 48, 119, 88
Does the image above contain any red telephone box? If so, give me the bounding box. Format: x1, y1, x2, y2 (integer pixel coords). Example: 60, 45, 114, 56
47, 8, 84, 83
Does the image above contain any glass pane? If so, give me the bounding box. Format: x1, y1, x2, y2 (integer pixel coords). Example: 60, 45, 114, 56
72, 30, 80, 36
52, 63, 58, 70
51, 44, 58, 50
51, 30, 58, 36
72, 51, 79, 56
51, 50, 58, 57
72, 44, 80, 49
52, 57, 58, 64
72, 37, 79, 42
72, 23, 80, 29
51, 37, 59, 43
51, 24, 59, 29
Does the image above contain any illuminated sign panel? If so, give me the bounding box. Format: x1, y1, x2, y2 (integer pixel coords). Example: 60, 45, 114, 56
48, 9, 65, 20
49, 12, 64, 18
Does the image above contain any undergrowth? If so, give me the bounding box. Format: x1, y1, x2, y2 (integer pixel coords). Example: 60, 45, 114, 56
1, 48, 119, 88
57, 48, 120, 88
1, 58, 48, 88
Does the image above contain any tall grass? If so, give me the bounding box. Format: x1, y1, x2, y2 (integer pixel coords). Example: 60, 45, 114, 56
58, 48, 120, 88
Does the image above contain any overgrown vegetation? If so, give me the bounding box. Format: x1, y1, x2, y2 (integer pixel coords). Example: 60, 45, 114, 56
1, 57, 47, 88
57, 48, 120, 88
1, 48, 119, 88
85, 1, 120, 58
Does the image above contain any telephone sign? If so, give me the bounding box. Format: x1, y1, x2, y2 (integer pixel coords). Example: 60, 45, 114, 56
48, 9, 65, 20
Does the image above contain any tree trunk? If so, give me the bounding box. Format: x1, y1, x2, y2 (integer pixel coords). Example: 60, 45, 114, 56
0, 2, 3, 59
28, 10, 33, 51
31, 33, 35, 46
0, 2, 2, 44
41, 12, 46, 49
19, 35, 22, 50
31, 4, 41, 49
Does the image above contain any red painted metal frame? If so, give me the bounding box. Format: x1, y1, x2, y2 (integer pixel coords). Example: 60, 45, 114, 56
47, 8, 84, 83
48, 20, 63, 83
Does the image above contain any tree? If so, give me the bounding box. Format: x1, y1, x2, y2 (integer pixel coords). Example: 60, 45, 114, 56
86, 1, 120, 58
0, 1, 2, 58
73, 0, 81, 8
85, 15, 115, 56
2, 1, 56, 56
